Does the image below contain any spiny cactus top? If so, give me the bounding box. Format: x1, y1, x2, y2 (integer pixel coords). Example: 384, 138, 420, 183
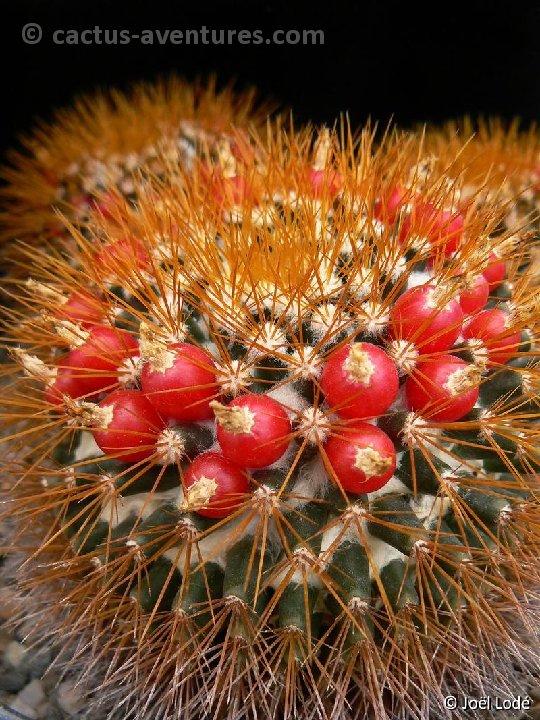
2, 125, 540, 720
0, 77, 265, 260
422, 119, 540, 245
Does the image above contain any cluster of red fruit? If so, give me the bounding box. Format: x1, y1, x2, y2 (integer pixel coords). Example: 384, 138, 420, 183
38, 201, 519, 517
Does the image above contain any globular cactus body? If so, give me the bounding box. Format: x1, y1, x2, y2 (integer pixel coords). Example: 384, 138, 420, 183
1, 116, 540, 720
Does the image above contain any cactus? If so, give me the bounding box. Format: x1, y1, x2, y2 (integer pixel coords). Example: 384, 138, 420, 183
1, 115, 540, 720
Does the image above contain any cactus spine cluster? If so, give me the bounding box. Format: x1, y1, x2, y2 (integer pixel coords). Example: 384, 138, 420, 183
1, 82, 540, 720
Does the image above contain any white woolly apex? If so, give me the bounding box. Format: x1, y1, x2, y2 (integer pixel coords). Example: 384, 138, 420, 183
257, 281, 291, 315
287, 345, 323, 381
357, 301, 390, 335
522, 370, 535, 395
286, 455, 330, 509
320, 509, 364, 560
412, 539, 432, 557
401, 412, 426, 447
149, 291, 188, 343
347, 265, 374, 299
11, 349, 57, 386
339, 230, 363, 256
268, 555, 325, 590
252, 484, 280, 513
499, 504, 515, 526
247, 321, 287, 357
98, 473, 115, 493
296, 406, 330, 445
73, 431, 104, 462
156, 428, 186, 465
100, 487, 180, 527
365, 531, 407, 576
267, 384, 307, 416
310, 303, 348, 341
319, 522, 348, 556
368, 474, 410, 501
165, 515, 247, 571
349, 597, 370, 614
118, 355, 144, 388
63, 467, 76, 489
215, 358, 253, 396
405, 267, 433, 291
386, 339, 419, 375
410, 493, 452, 528
306, 258, 343, 301
378, 252, 407, 281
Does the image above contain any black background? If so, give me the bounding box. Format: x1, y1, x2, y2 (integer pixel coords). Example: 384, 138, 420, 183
1, 0, 540, 160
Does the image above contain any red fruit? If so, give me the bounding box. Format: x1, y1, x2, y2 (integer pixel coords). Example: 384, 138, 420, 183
462, 309, 521, 365
324, 422, 396, 494
458, 274, 490, 315
309, 168, 342, 198
96, 238, 150, 273
45, 362, 91, 408
415, 201, 464, 255
199, 158, 252, 206
92, 389, 165, 463
374, 185, 409, 224
404, 355, 480, 422
399, 202, 464, 256
482, 253, 506, 290
320, 342, 399, 419
71, 193, 91, 212
213, 174, 252, 206
55, 291, 106, 328
141, 343, 217, 422
213, 394, 291, 469
93, 192, 120, 221
67, 326, 139, 394
389, 285, 464, 354
182, 452, 250, 518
